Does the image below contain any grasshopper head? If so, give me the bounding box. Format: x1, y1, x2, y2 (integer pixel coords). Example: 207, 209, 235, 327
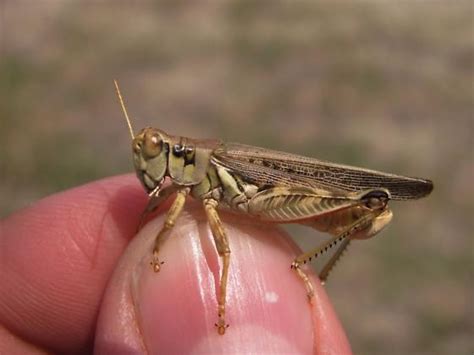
132, 127, 170, 192
113, 81, 170, 192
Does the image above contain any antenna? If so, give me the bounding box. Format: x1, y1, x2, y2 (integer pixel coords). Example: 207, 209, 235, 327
114, 80, 135, 139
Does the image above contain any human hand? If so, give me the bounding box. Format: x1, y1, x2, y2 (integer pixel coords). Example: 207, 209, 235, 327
0, 174, 352, 354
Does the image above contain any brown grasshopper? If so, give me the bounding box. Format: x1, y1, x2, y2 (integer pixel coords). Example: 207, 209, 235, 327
114, 81, 433, 335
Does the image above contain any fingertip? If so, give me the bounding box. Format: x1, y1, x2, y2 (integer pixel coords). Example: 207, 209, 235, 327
95, 203, 352, 354
311, 281, 353, 355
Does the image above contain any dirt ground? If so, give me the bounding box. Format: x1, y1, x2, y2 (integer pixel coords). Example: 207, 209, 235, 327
1, 1, 472, 354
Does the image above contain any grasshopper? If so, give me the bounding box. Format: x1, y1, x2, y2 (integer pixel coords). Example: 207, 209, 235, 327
114, 81, 433, 335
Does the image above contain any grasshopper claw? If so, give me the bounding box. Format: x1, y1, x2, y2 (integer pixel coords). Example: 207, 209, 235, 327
150, 255, 164, 272
215, 318, 229, 335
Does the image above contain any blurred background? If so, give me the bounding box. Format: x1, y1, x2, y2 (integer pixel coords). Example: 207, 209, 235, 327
1, 1, 472, 354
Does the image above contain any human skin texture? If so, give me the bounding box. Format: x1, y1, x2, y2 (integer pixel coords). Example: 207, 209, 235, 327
0, 174, 352, 354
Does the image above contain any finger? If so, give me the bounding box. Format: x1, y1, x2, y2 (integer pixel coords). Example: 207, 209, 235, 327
0, 174, 150, 353
94, 203, 352, 354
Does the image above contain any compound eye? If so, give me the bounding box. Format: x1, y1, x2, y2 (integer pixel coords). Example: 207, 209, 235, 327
144, 132, 163, 158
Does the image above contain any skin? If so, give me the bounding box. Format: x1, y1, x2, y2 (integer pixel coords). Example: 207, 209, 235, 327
0, 174, 352, 354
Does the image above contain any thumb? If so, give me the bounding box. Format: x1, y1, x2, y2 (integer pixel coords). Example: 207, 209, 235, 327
94, 202, 352, 354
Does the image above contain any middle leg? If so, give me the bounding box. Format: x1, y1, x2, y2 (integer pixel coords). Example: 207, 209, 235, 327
203, 198, 231, 335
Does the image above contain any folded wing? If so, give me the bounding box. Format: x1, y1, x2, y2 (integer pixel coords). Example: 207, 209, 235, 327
212, 143, 433, 201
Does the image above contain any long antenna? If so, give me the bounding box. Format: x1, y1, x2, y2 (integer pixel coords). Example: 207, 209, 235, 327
114, 79, 135, 139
